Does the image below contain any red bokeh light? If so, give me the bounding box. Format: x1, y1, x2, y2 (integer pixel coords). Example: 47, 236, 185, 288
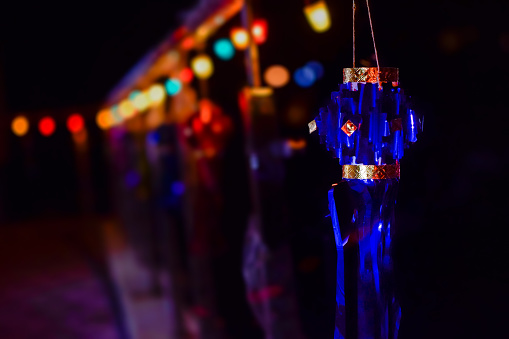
180, 67, 194, 83
67, 113, 85, 133
251, 19, 268, 44
38, 117, 56, 136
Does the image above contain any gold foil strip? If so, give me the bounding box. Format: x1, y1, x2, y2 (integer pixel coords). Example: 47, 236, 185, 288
342, 163, 400, 179
343, 67, 399, 84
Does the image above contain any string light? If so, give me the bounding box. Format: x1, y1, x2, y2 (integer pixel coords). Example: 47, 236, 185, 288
38, 117, 56, 136
96, 109, 114, 130
251, 19, 268, 44
264, 65, 290, 88
11, 115, 29, 136
131, 91, 150, 111
213, 38, 235, 60
304, 0, 331, 33
148, 84, 166, 105
191, 54, 214, 79
67, 113, 85, 133
118, 99, 137, 118
165, 78, 182, 96
180, 68, 194, 83
230, 27, 250, 50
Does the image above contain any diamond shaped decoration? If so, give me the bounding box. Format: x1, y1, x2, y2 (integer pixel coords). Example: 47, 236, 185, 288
341, 120, 357, 136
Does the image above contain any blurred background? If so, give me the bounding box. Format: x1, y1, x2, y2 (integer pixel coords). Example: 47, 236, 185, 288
0, 0, 508, 338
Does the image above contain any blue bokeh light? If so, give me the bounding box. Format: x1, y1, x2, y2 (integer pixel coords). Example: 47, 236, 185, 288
293, 66, 316, 88
306, 60, 324, 79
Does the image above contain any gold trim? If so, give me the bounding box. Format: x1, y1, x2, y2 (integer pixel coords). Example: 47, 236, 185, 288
342, 163, 400, 179
343, 67, 399, 84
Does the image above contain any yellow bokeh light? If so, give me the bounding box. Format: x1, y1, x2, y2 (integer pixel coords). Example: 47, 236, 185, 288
304, 0, 331, 33
148, 84, 166, 105
96, 109, 114, 130
11, 115, 30, 136
230, 27, 250, 50
191, 54, 214, 79
264, 65, 290, 88
133, 92, 150, 111
118, 99, 137, 118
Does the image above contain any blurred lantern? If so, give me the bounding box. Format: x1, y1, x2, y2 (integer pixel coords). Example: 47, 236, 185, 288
131, 91, 150, 111
306, 60, 324, 79
230, 27, 250, 50
294, 66, 317, 87
304, 0, 331, 33
213, 38, 235, 60
96, 109, 114, 130
38, 116, 56, 136
199, 99, 213, 124
67, 113, 85, 133
181, 36, 195, 50
11, 115, 29, 136
251, 19, 268, 44
118, 99, 137, 118
165, 78, 182, 96
148, 84, 166, 105
264, 65, 290, 88
191, 54, 214, 79
180, 67, 194, 83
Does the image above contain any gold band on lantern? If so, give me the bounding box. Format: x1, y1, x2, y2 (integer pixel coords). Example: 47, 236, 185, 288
343, 67, 399, 84
342, 163, 400, 179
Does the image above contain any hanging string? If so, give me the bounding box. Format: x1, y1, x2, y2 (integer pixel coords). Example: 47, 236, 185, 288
353, 0, 356, 67
365, 0, 380, 86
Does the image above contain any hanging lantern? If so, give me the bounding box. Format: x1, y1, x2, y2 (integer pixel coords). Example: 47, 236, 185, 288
191, 54, 214, 79
309, 67, 422, 338
179, 67, 194, 83
230, 27, 250, 50
304, 0, 331, 33
251, 19, 268, 44
130, 91, 150, 111
11, 115, 29, 136
165, 78, 182, 96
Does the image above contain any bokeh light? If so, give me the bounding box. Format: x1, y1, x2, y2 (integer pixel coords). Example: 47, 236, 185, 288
38, 116, 56, 136
118, 100, 137, 118
96, 109, 114, 130
304, 0, 331, 33
148, 84, 166, 105
66, 113, 85, 133
11, 115, 29, 136
191, 54, 214, 79
293, 66, 317, 88
131, 91, 149, 111
213, 38, 235, 60
165, 78, 182, 96
230, 27, 250, 50
199, 99, 213, 124
306, 60, 324, 79
264, 65, 290, 88
180, 67, 194, 83
251, 19, 268, 44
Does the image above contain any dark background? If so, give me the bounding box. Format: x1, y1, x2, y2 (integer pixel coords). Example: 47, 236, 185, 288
1, 0, 509, 338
